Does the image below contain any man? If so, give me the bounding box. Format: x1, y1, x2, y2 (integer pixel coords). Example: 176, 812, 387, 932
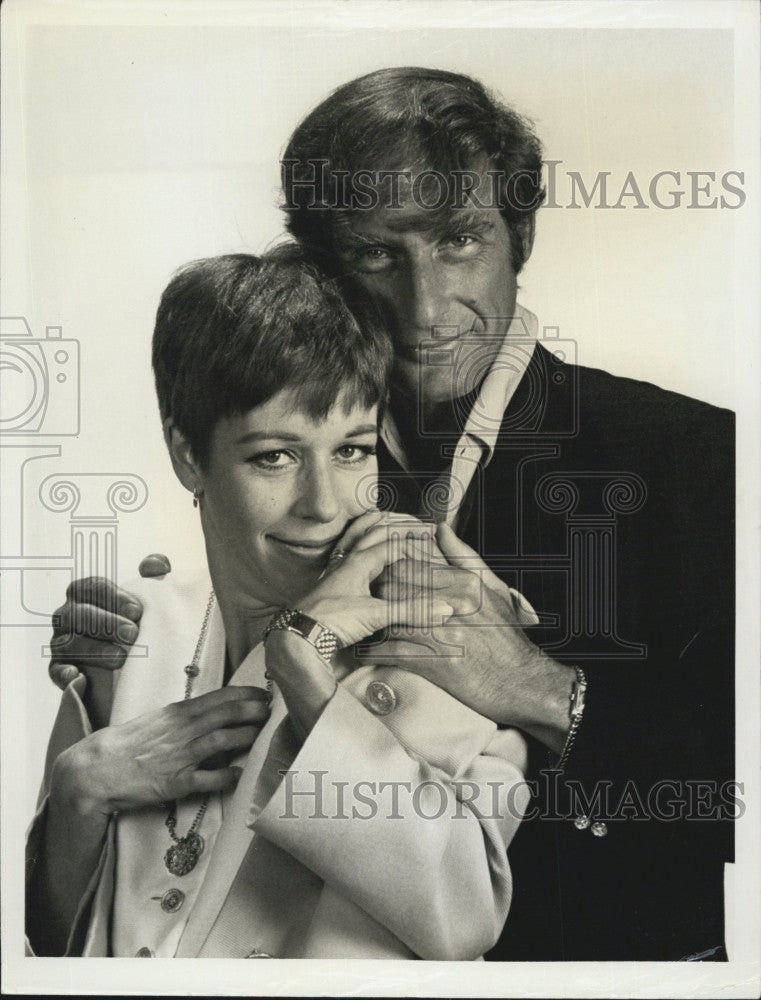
49, 68, 734, 961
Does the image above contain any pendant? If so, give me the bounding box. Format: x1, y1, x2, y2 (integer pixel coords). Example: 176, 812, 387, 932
164, 831, 205, 877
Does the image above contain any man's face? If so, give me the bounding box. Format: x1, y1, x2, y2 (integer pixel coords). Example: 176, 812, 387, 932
334, 179, 519, 410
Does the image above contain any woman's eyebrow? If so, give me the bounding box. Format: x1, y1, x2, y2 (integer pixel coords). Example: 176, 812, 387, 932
235, 424, 377, 445
235, 430, 302, 444
344, 424, 378, 437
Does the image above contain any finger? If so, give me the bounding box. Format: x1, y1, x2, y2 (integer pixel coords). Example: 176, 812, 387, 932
343, 595, 454, 637
349, 519, 437, 556
49, 634, 129, 670
384, 597, 454, 629
435, 523, 506, 592
65, 577, 143, 622
358, 634, 440, 662
180, 765, 244, 798
138, 553, 172, 578
52, 602, 139, 646
180, 685, 272, 725
190, 724, 262, 764
509, 588, 540, 625
331, 510, 385, 556
335, 536, 409, 586
48, 661, 82, 690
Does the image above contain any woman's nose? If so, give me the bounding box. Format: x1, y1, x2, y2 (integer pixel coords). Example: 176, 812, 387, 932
297, 462, 342, 523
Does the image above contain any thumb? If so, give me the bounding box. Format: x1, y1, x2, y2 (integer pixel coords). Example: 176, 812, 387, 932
436, 522, 504, 591
436, 525, 539, 623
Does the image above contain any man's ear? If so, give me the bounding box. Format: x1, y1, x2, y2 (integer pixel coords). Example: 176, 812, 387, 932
164, 418, 202, 494
519, 214, 536, 268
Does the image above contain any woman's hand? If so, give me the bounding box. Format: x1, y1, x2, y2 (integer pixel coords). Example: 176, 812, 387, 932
297, 511, 454, 647
51, 686, 271, 817
262, 512, 453, 740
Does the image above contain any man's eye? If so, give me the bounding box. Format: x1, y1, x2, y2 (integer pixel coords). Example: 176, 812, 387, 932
445, 234, 477, 250
352, 247, 393, 272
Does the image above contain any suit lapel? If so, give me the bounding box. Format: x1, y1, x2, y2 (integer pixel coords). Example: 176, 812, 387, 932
175, 642, 287, 957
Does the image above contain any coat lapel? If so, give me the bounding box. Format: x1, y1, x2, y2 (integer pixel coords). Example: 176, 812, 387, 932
174, 642, 287, 957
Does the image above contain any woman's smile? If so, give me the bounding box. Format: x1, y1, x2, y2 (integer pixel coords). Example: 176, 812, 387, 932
267, 532, 344, 563
193, 389, 379, 605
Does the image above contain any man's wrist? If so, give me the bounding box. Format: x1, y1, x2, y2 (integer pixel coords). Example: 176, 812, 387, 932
509, 652, 577, 755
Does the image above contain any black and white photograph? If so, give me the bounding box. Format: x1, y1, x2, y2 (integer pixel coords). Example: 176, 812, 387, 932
1, 0, 759, 996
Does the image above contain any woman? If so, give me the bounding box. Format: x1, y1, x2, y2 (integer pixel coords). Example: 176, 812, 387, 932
26, 248, 529, 959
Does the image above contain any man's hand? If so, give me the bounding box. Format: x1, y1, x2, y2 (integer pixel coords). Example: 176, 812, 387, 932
367, 523, 575, 753
48, 554, 169, 689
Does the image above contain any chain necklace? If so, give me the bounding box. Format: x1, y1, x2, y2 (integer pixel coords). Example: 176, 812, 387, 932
163, 590, 215, 878
163, 591, 275, 878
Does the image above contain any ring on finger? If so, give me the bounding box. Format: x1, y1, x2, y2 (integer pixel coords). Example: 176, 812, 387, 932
328, 549, 346, 563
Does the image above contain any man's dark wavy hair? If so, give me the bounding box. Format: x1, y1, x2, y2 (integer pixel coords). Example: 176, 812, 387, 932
152, 245, 393, 468
281, 67, 544, 273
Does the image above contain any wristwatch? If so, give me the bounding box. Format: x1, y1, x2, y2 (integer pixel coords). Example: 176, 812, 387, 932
264, 609, 340, 662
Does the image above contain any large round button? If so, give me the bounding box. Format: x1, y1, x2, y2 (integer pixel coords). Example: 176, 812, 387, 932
245, 948, 274, 958
135, 946, 155, 957
591, 821, 608, 837
365, 680, 397, 715
573, 814, 590, 830
160, 887, 185, 913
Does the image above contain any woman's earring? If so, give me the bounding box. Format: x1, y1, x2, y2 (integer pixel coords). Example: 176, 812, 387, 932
193, 487, 203, 509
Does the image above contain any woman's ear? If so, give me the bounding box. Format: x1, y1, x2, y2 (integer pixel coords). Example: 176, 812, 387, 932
164, 418, 202, 494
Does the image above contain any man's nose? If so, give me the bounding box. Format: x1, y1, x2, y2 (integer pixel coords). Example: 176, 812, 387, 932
297, 461, 341, 523
405, 258, 448, 334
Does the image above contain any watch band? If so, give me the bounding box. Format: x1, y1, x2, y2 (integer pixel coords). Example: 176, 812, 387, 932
555, 666, 588, 773
264, 608, 340, 662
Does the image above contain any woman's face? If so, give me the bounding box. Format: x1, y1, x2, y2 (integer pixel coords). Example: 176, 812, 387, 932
197, 388, 379, 605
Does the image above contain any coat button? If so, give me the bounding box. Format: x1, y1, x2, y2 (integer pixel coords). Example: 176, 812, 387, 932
591, 821, 608, 837
365, 680, 397, 715
573, 814, 591, 830
135, 947, 154, 957
245, 948, 274, 958
160, 888, 185, 913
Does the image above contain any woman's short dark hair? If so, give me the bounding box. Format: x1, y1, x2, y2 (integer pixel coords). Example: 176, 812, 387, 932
152, 245, 393, 467
282, 67, 544, 273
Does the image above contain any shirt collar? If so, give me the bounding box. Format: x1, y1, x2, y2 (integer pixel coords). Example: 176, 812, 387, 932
381, 304, 539, 471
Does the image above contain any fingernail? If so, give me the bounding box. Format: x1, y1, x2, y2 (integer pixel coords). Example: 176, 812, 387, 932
118, 621, 139, 644
123, 603, 141, 622
60, 665, 80, 686
139, 553, 171, 578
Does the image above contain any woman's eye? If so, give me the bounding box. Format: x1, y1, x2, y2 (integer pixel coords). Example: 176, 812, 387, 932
336, 444, 376, 464
250, 450, 294, 470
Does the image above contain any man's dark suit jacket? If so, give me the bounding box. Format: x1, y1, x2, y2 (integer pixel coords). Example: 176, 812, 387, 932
379, 341, 735, 961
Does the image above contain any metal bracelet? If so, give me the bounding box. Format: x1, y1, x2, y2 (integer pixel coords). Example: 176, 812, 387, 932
555, 666, 588, 773
264, 608, 339, 662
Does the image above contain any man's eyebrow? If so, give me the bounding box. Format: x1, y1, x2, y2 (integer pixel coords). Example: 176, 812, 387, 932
335, 210, 497, 249
438, 211, 497, 235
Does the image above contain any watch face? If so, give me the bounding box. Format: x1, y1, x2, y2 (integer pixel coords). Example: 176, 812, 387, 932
288, 611, 314, 635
